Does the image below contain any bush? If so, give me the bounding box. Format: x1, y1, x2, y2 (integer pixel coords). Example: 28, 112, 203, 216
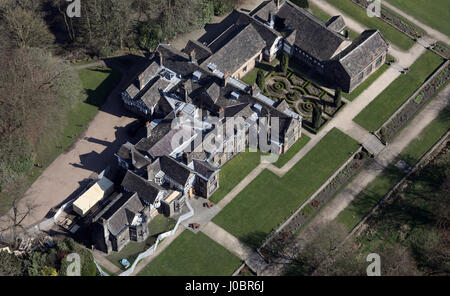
301, 102, 314, 113
213, 0, 236, 16
256, 69, 266, 92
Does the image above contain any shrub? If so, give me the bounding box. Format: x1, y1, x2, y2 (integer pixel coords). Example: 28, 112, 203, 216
256, 69, 266, 92
301, 102, 313, 113
213, 0, 236, 16
280, 52, 289, 73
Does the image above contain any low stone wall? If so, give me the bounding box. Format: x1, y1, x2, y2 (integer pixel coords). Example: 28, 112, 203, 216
352, 0, 425, 40
257, 147, 372, 262
377, 61, 450, 144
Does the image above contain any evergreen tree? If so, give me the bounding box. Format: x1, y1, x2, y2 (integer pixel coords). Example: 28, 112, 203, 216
312, 102, 322, 129
256, 69, 266, 92
281, 52, 289, 73
334, 88, 342, 107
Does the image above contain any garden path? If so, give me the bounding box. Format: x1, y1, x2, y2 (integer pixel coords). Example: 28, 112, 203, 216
259, 83, 450, 276
381, 1, 450, 45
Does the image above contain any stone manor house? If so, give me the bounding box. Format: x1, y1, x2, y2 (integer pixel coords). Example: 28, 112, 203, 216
75, 0, 389, 254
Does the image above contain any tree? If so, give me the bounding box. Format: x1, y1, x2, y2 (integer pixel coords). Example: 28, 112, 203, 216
0, 251, 23, 276
280, 52, 289, 73
334, 88, 342, 107
0, 6, 54, 49
256, 69, 266, 92
137, 20, 163, 51
312, 102, 322, 129
0, 198, 38, 248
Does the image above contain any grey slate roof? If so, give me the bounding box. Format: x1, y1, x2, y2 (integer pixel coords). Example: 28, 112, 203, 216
201, 23, 266, 75
183, 40, 213, 64
158, 155, 194, 186
335, 30, 389, 78
140, 76, 170, 109
326, 16, 346, 33
193, 159, 219, 180
96, 192, 146, 236
276, 3, 347, 61
121, 170, 165, 204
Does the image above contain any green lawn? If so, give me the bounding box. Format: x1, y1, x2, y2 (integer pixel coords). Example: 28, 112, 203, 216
213, 128, 360, 249
209, 150, 262, 204
386, 0, 450, 36
354, 51, 443, 131
398, 106, 450, 166
273, 135, 311, 168
107, 215, 176, 270
345, 64, 389, 101
137, 231, 242, 276
322, 0, 415, 50
337, 106, 450, 230
241, 58, 279, 86
0, 66, 121, 216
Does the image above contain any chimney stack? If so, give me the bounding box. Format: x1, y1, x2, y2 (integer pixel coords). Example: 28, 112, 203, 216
275, 0, 280, 10
218, 107, 224, 119
182, 152, 193, 165
156, 49, 163, 66
251, 83, 260, 97
222, 71, 229, 87
146, 121, 151, 138
189, 49, 197, 64
183, 80, 192, 103
138, 73, 145, 90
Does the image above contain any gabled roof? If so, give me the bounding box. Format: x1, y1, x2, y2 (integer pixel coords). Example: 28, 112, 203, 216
276, 3, 348, 61
158, 156, 194, 186
201, 23, 266, 75
101, 192, 146, 236
183, 40, 213, 64
140, 76, 170, 109
193, 159, 219, 180
205, 82, 221, 103
121, 170, 165, 204
335, 30, 389, 78
326, 15, 346, 33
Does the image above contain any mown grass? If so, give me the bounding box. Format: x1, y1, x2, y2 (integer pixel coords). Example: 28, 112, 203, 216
209, 150, 263, 204
213, 128, 360, 249
385, 0, 450, 36
322, 0, 415, 50
137, 231, 242, 276
337, 106, 450, 230
273, 135, 311, 168
309, 3, 358, 40
354, 51, 443, 131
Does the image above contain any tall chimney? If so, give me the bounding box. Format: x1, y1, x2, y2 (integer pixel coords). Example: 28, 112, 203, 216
275, 0, 280, 10
183, 80, 192, 103
251, 83, 260, 97
138, 73, 145, 90
146, 121, 151, 138
222, 71, 229, 87
218, 107, 224, 119
189, 49, 197, 64
157, 50, 163, 66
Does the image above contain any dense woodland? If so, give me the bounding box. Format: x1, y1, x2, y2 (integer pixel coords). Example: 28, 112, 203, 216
0, 0, 244, 195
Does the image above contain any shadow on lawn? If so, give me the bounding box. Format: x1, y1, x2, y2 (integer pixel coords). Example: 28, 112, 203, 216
240, 231, 268, 250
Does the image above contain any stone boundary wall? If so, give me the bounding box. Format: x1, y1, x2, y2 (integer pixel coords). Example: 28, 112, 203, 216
376, 60, 449, 144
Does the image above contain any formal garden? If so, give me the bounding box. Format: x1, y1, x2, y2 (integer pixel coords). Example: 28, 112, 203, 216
245, 53, 344, 134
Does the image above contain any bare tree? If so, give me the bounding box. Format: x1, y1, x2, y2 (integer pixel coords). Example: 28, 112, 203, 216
0, 198, 38, 248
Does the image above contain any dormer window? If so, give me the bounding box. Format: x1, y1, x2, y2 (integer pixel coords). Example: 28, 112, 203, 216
230, 91, 239, 101
193, 71, 202, 81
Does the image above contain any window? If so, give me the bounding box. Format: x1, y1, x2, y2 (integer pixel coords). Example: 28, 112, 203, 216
243, 66, 247, 73
356, 72, 364, 84
375, 55, 383, 67
365, 64, 373, 76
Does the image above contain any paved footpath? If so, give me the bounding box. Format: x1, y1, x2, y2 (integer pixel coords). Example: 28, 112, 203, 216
260, 84, 450, 276
381, 1, 450, 45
